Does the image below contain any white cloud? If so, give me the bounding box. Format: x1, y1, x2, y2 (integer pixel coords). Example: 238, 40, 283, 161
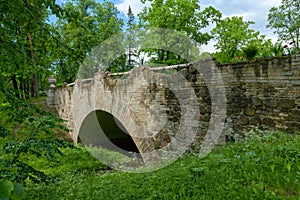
260, 0, 281, 7
222, 12, 255, 20
116, 0, 150, 16
269, 35, 279, 43
201, 41, 217, 53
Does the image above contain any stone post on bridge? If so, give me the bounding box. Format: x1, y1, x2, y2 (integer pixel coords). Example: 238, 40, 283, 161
46, 76, 57, 107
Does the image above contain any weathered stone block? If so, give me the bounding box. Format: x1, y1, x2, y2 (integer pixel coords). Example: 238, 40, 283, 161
199, 105, 206, 114
284, 121, 300, 132
291, 80, 300, 86
283, 71, 293, 76
244, 106, 256, 116
188, 65, 198, 74
262, 118, 275, 126
289, 110, 300, 121
251, 97, 262, 106
249, 117, 261, 125
264, 98, 278, 108
201, 113, 211, 122
268, 67, 283, 77
279, 99, 295, 109
199, 89, 208, 98
237, 115, 249, 125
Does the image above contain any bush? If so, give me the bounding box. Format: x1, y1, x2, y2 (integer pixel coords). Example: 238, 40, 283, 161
0, 180, 29, 200
273, 43, 284, 56
0, 90, 74, 184
243, 45, 259, 61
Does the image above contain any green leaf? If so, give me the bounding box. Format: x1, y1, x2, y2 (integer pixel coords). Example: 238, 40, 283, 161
0, 180, 14, 199
10, 183, 29, 200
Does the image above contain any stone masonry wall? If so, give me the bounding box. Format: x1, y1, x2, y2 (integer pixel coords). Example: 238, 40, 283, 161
219, 55, 300, 140
47, 54, 300, 151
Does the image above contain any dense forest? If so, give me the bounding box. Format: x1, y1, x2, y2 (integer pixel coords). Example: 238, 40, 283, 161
0, 0, 300, 199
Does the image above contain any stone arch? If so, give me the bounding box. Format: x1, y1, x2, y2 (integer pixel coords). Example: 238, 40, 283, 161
69, 67, 200, 170
69, 71, 154, 164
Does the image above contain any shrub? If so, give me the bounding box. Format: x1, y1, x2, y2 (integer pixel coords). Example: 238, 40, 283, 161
243, 44, 259, 61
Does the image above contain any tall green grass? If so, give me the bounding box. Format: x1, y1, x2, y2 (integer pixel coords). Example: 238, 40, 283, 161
24, 131, 300, 199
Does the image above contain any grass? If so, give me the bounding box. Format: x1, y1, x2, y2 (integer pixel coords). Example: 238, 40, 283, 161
25, 131, 300, 199
25, 96, 47, 104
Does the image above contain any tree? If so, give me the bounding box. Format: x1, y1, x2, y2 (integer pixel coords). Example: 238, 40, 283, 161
138, 0, 221, 65
0, 1, 75, 186
211, 16, 272, 63
126, 5, 136, 68
267, 0, 300, 54
55, 0, 124, 81
0, 0, 63, 98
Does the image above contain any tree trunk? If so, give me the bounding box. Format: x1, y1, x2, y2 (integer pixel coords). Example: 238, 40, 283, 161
166, 51, 170, 61
12, 75, 20, 99
22, 79, 27, 99
30, 78, 34, 98
19, 78, 24, 99
32, 73, 38, 98
159, 50, 165, 62
25, 79, 30, 99
39, 72, 43, 92
27, 33, 39, 98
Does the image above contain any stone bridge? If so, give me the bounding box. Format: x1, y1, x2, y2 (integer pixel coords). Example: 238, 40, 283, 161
47, 55, 300, 169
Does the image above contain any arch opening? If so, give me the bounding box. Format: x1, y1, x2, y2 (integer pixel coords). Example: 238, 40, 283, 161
95, 110, 139, 153
78, 110, 141, 159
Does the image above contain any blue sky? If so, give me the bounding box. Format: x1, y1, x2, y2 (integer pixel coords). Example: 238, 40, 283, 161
53, 0, 282, 52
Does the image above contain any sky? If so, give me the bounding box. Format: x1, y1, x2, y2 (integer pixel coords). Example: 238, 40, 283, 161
55, 0, 283, 52
114, 0, 282, 52
199, 0, 282, 51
